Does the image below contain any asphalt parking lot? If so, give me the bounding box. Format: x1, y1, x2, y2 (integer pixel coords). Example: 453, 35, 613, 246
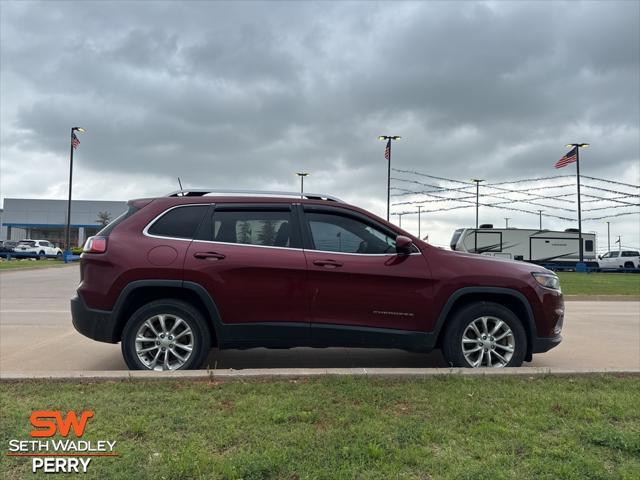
1, 265, 638, 372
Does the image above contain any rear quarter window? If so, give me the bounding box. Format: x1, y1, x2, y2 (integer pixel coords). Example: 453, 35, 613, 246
147, 205, 208, 239
98, 205, 140, 236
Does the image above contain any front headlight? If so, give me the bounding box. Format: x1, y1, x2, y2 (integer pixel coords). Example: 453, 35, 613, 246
532, 272, 561, 291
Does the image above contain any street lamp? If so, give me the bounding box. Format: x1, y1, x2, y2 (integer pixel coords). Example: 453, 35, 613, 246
65, 126, 85, 253
379, 135, 401, 221
296, 172, 309, 198
566, 143, 589, 263
538, 210, 543, 231
418, 206, 422, 238
471, 179, 484, 252
504, 217, 510, 228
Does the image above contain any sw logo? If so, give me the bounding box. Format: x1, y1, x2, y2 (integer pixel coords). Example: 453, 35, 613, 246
30, 410, 94, 438
6, 410, 117, 474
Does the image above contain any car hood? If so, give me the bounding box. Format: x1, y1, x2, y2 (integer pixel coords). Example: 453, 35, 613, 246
437, 249, 554, 276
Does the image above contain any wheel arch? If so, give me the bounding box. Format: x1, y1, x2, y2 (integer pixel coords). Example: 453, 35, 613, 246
434, 287, 537, 360
112, 280, 222, 346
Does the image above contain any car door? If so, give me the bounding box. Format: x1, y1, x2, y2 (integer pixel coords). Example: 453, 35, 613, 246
182, 203, 310, 348
607, 251, 620, 268
300, 205, 433, 346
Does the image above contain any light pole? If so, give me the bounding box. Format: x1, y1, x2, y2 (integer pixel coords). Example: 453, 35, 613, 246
396, 212, 404, 228
471, 179, 483, 252
378, 135, 401, 221
65, 126, 85, 253
606, 221, 611, 253
566, 143, 589, 263
504, 217, 510, 228
538, 210, 543, 231
296, 172, 308, 198
418, 206, 422, 238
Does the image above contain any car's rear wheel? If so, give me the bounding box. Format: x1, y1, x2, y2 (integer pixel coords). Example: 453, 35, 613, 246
624, 262, 634, 269
38, 251, 45, 260
442, 302, 527, 368
121, 299, 211, 371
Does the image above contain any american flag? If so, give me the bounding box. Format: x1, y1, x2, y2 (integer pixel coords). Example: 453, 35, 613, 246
72, 133, 81, 150
384, 139, 391, 160
555, 147, 577, 169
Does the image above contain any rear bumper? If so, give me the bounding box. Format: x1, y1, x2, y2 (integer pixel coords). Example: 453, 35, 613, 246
532, 334, 562, 353
71, 295, 119, 343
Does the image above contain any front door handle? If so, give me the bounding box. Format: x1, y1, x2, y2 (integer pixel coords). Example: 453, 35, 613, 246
313, 259, 343, 268
194, 251, 226, 260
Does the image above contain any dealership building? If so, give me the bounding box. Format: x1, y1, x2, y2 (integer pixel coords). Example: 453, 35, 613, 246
1, 198, 128, 247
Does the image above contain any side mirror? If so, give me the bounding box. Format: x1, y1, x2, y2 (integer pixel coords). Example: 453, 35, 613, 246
395, 235, 414, 255
598, 255, 602, 260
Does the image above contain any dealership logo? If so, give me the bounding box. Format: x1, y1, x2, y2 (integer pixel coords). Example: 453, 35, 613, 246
6, 410, 118, 474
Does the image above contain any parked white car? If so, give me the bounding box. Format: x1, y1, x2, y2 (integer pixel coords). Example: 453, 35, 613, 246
13, 239, 63, 259
598, 250, 640, 270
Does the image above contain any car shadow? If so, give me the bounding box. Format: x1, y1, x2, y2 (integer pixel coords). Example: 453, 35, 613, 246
204, 347, 448, 369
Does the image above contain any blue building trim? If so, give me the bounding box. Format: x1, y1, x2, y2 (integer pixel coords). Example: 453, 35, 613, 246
2, 223, 101, 228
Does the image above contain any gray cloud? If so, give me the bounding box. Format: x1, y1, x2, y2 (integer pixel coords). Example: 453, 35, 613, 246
1, 0, 638, 248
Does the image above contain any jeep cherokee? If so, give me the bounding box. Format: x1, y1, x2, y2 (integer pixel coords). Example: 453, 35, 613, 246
71, 189, 563, 370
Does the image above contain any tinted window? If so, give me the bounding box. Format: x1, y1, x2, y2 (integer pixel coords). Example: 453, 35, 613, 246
99, 205, 139, 236
212, 210, 292, 247
147, 205, 207, 239
450, 229, 463, 250
585, 240, 594, 252
610, 251, 620, 258
622, 251, 639, 257
307, 212, 396, 254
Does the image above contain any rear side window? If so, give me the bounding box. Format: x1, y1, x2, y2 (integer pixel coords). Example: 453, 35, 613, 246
622, 251, 639, 257
147, 205, 208, 239
210, 209, 294, 248
585, 240, 594, 252
98, 205, 139, 236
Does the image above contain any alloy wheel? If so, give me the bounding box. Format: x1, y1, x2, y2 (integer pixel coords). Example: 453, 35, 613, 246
134, 314, 194, 371
461, 316, 515, 368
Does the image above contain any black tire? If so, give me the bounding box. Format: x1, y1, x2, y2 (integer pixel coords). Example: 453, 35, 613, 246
121, 299, 211, 371
38, 251, 45, 260
56, 251, 63, 259
442, 301, 527, 368
624, 262, 634, 269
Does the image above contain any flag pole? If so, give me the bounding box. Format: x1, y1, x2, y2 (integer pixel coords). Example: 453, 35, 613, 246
65, 128, 75, 252
575, 147, 583, 263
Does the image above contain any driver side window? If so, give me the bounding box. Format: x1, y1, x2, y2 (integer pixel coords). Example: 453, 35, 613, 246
306, 212, 396, 254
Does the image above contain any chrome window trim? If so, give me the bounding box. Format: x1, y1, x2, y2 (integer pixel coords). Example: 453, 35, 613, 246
192, 239, 421, 256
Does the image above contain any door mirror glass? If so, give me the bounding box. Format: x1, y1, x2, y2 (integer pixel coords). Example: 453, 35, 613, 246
395, 235, 414, 254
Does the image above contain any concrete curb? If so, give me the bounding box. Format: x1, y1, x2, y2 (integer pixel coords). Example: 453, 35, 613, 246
1, 367, 639, 381
564, 295, 640, 302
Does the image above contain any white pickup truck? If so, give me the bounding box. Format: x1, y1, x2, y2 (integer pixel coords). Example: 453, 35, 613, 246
13, 239, 63, 259
598, 250, 640, 270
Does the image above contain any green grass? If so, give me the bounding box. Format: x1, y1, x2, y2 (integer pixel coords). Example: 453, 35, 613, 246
1, 376, 639, 479
0, 259, 70, 270
557, 272, 640, 296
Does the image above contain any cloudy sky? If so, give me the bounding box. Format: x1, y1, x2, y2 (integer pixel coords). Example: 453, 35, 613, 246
1, 0, 638, 249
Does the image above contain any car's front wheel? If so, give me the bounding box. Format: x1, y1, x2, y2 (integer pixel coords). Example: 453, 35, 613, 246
121, 299, 211, 371
442, 302, 527, 368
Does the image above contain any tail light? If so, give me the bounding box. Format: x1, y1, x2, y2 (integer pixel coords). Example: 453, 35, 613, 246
83, 236, 108, 253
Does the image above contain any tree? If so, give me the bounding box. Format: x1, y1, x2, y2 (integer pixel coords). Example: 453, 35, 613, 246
96, 211, 112, 227
258, 220, 278, 246
237, 221, 252, 244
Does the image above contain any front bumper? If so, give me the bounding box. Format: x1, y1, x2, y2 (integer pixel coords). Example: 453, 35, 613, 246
71, 295, 119, 343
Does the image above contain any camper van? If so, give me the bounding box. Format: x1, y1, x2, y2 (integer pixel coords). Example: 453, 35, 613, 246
450, 225, 597, 267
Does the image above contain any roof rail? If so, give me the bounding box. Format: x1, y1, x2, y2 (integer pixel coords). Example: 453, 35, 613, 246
165, 189, 344, 202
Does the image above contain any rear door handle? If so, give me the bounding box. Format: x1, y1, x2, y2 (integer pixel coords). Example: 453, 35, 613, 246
313, 259, 343, 268
194, 252, 226, 260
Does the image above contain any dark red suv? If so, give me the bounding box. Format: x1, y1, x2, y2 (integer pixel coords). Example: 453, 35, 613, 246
71, 189, 563, 370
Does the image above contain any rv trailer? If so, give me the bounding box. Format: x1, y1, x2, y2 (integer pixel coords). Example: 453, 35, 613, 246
449, 226, 597, 268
